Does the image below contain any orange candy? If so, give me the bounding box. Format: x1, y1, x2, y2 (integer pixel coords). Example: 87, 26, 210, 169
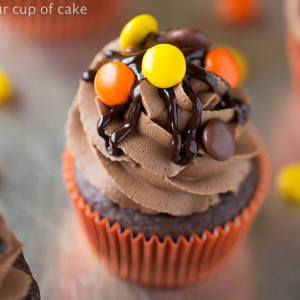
214, 0, 261, 24
205, 47, 241, 88
94, 62, 135, 107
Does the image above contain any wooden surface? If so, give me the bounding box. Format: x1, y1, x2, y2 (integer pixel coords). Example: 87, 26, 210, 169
0, 0, 300, 299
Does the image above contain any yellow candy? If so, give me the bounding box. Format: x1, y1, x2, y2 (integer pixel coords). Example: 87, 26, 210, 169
0, 69, 12, 105
222, 45, 249, 86
120, 14, 158, 51
276, 164, 300, 204
142, 44, 186, 88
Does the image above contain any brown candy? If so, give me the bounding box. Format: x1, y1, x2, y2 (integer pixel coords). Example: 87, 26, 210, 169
143, 33, 168, 48
166, 29, 211, 49
202, 119, 235, 161
82, 69, 97, 83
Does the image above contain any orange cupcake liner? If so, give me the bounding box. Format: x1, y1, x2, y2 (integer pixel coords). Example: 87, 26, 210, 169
62, 143, 270, 287
1, 0, 119, 40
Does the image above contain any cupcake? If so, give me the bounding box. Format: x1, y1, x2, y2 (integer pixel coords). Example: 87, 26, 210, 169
0, 214, 40, 299
1, 0, 118, 41
213, 0, 261, 25
285, 0, 300, 105
63, 14, 270, 287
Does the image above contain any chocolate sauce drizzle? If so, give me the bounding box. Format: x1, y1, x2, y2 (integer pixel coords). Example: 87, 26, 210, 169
82, 32, 250, 165
106, 84, 142, 155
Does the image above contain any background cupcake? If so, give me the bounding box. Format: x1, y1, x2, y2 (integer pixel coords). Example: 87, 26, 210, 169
0, 0, 119, 41
0, 214, 40, 299
285, 0, 300, 104
213, 0, 261, 25
63, 15, 270, 287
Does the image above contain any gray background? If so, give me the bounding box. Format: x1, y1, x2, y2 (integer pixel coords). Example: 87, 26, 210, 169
1, 0, 300, 299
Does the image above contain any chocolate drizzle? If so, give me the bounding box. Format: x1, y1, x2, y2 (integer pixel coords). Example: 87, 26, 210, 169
159, 88, 182, 163
97, 103, 128, 155
108, 85, 142, 155
84, 30, 250, 165
95, 51, 144, 156
104, 50, 145, 81
181, 77, 203, 164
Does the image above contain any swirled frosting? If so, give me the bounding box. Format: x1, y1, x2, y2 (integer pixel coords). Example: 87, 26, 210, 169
66, 36, 260, 217
0, 214, 31, 299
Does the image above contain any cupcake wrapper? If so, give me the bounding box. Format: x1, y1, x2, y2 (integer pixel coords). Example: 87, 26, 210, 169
62, 144, 270, 287
1, 0, 118, 40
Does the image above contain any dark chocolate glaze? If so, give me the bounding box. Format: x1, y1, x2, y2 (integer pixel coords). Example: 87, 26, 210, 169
159, 88, 183, 163
183, 47, 206, 64
104, 50, 145, 81
97, 103, 129, 156
186, 61, 218, 92
181, 77, 203, 164
218, 89, 250, 125
108, 85, 142, 155
85, 30, 250, 165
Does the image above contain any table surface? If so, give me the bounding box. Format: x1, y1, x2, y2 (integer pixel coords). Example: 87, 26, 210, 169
1, 0, 300, 299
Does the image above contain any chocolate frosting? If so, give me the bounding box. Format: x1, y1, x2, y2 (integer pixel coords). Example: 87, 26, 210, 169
66, 38, 260, 216
0, 214, 31, 300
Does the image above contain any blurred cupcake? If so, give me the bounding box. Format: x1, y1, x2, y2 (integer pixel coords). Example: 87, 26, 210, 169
285, 0, 300, 105
63, 15, 270, 287
213, 0, 261, 25
0, 214, 40, 299
1, 0, 119, 41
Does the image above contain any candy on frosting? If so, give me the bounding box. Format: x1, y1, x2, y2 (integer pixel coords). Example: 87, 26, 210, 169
142, 44, 186, 88
202, 118, 236, 161
94, 61, 135, 106
164, 29, 211, 49
205, 47, 241, 88
66, 42, 259, 217
90, 29, 246, 165
120, 14, 158, 51
221, 45, 249, 86
66, 18, 260, 217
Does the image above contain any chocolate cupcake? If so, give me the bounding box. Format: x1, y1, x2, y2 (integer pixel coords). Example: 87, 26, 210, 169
63, 15, 270, 287
0, 214, 40, 299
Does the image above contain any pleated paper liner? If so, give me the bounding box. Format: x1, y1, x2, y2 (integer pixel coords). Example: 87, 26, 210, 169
1, 0, 119, 41
62, 144, 270, 287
